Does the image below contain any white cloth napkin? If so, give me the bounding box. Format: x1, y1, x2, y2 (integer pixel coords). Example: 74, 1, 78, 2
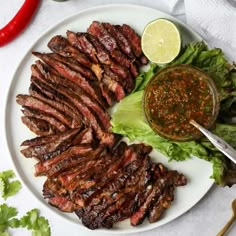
165, 0, 236, 62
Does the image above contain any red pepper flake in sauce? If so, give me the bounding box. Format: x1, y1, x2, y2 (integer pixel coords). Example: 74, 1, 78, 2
144, 65, 219, 141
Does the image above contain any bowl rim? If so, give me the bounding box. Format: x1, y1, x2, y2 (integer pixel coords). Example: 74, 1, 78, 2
142, 64, 220, 142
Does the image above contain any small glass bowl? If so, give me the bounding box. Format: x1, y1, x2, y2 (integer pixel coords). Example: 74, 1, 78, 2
143, 64, 220, 141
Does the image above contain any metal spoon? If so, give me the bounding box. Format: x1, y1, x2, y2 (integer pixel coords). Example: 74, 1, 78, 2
217, 199, 236, 236
189, 120, 236, 164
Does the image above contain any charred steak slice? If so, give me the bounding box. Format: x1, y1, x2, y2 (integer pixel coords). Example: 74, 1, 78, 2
32, 61, 111, 131
48, 34, 103, 80
47, 35, 93, 68
20, 128, 80, 160
16, 94, 73, 128
29, 82, 82, 129
102, 22, 135, 59
21, 106, 68, 133
32, 52, 107, 109
21, 116, 58, 136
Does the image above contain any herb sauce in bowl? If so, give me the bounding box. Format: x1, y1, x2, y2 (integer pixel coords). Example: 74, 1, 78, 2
143, 65, 220, 141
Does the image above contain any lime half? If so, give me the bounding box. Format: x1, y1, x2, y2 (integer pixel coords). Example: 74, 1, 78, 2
141, 18, 181, 64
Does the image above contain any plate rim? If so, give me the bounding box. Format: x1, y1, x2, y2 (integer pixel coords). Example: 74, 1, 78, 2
4, 3, 214, 234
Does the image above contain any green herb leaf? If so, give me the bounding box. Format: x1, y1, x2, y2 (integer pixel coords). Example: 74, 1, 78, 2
0, 232, 10, 236
0, 170, 21, 200
20, 209, 50, 236
0, 204, 18, 233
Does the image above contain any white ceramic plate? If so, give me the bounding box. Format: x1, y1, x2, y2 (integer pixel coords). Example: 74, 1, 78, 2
5, 4, 214, 234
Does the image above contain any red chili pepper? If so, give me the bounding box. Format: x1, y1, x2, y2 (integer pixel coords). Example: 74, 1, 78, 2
0, 0, 40, 47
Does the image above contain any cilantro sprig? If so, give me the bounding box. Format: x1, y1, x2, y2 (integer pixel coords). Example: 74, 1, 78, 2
0, 170, 51, 236
0, 170, 21, 200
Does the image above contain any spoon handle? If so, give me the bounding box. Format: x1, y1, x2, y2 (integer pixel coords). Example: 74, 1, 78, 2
217, 215, 236, 236
190, 120, 236, 164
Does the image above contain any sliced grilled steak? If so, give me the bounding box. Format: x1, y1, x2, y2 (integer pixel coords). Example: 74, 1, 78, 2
48, 195, 75, 212
130, 175, 169, 226
20, 128, 80, 160
76, 143, 150, 207
103, 22, 135, 59
48, 35, 103, 80
87, 21, 117, 52
85, 33, 111, 65
47, 35, 93, 68
148, 185, 174, 223
29, 82, 82, 129
88, 21, 132, 69
102, 73, 125, 101
67, 31, 98, 64
35, 144, 93, 176
21, 126, 81, 147
32, 52, 107, 109
118, 24, 142, 58
47, 53, 97, 80
21, 106, 68, 133
16, 95, 73, 128
21, 116, 57, 136
32, 61, 111, 131
34, 60, 109, 110
80, 159, 144, 229
81, 156, 151, 229
43, 177, 67, 198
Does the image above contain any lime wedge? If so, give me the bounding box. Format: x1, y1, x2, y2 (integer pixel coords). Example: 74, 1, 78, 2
141, 18, 181, 64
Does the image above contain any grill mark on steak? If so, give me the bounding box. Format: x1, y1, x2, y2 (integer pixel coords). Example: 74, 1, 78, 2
29, 82, 82, 129
85, 33, 111, 65
117, 24, 143, 58
130, 176, 169, 226
148, 185, 174, 223
20, 128, 80, 160
76, 144, 147, 207
102, 22, 135, 59
48, 35, 103, 80
47, 35, 93, 68
48, 195, 75, 212
46, 142, 103, 178
85, 33, 133, 81
32, 62, 111, 131
67, 32, 98, 64
103, 65, 134, 93
21, 107, 68, 133
80, 156, 150, 229
16, 94, 73, 128
32, 52, 107, 109
102, 73, 125, 101
47, 53, 97, 80
35, 144, 93, 177
34, 128, 94, 174
64, 152, 114, 192
87, 21, 132, 69
79, 158, 145, 229
21, 116, 58, 136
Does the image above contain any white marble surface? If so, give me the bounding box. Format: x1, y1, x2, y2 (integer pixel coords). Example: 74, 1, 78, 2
0, 1, 236, 236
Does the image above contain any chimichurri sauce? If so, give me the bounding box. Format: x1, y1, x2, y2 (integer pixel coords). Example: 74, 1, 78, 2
145, 67, 214, 140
